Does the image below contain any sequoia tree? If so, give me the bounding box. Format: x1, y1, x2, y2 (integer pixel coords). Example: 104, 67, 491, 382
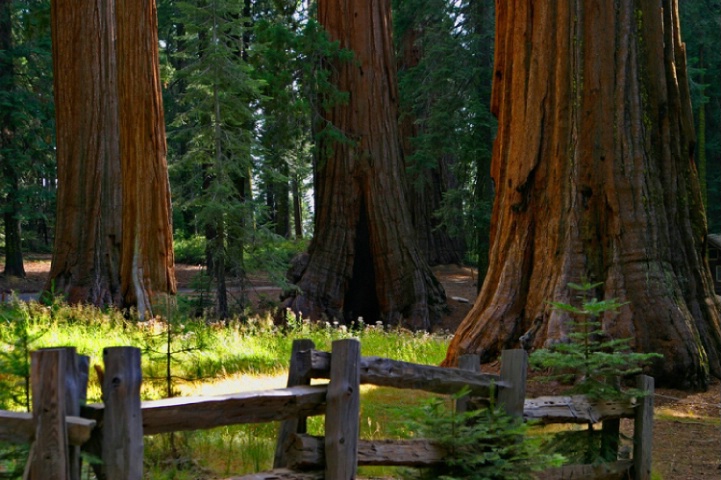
444, 1, 721, 389
47, 0, 175, 315
281, 0, 446, 330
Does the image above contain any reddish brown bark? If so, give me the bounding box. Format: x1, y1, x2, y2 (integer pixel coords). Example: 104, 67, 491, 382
47, 0, 175, 315
281, 0, 446, 329
444, 1, 721, 389
116, 0, 176, 314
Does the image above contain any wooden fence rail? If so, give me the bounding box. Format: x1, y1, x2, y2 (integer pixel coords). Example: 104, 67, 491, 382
0, 340, 654, 480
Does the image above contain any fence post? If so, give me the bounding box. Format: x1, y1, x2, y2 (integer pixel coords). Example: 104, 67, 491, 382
27, 348, 70, 480
274, 338, 316, 468
325, 339, 361, 480
633, 375, 654, 480
600, 376, 621, 462
456, 354, 480, 413
102, 347, 143, 480
56, 347, 88, 480
497, 349, 527, 417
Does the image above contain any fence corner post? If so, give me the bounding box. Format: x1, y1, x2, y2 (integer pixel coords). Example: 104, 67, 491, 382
633, 374, 654, 480
274, 338, 316, 468
28, 347, 70, 480
456, 354, 481, 413
325, 338, 361, 480
498, 349, 527, 417
102, 346, 143, 480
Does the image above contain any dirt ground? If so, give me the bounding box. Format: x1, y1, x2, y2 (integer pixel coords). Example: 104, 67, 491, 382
1, 256, 719, 478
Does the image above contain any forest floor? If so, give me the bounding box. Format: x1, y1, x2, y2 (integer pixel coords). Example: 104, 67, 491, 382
1, 255, 719, 479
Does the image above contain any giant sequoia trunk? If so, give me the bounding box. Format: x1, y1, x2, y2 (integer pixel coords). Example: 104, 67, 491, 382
444, 1, 721, 389
281, 0, 446, 330
47, 0, 175, 315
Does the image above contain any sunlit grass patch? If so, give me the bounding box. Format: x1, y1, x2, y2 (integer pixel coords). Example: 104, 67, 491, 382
655, 407, 721, 425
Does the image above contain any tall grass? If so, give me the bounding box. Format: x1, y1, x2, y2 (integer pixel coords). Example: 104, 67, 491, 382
0, 299, 450, 478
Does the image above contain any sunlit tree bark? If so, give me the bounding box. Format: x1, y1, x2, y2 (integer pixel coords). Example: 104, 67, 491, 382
444, 0, 721, 389
281, 0, 446, 329
47, 0, 175, 315
116, 0, 176, 313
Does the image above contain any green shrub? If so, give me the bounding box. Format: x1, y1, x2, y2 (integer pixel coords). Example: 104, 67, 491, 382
404, 388, 563, 480
174, 234, 206, 265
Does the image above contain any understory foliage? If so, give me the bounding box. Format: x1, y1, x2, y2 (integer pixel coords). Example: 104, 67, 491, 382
393, 0, 496, 273
0, 299, 44, 478
404, 388, 563, 480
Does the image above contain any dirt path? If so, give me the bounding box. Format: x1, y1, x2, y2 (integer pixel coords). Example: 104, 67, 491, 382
1, 257, 719, 478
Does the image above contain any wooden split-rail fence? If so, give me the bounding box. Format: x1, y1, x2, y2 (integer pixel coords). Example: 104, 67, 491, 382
0, 339, 654, 480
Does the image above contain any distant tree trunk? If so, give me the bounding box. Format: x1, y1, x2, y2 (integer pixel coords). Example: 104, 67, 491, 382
292, 174, 303, 239
397, 25, 464, 266
0, 0, 25, 278
444, 1, 721, 389
47, 0, 175, 315
281, 0, 446, 329
697, 46, 707, 209
2, 169, 25, 278
275, 166, 291, 238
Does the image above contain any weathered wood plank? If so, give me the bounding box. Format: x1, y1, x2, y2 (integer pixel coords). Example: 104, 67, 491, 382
28, 348, 70, 480
274, 339, 315, 469
524, 396, 635, 424
285, 434, 446, 469
498, 349, 527, 417
102, 346, 143, 480
539, 459, 633, 480
0, 411, 95, 446
325, 339, 361, 480
229, 469, 324, 480
136, 385, 327, 435
633, 375, 654, 480
299, 349, 504, 396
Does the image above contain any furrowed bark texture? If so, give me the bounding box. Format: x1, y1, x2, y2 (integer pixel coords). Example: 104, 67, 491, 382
281, 0, 446, 330
444, 1, 721, 389
48, 0, 175, 314
116, 0, 176, 314
49, 0, 123, 306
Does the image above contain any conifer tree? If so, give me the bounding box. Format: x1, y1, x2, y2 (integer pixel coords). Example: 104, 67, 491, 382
170, 0, 260, 318
0, 0, 55, 277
